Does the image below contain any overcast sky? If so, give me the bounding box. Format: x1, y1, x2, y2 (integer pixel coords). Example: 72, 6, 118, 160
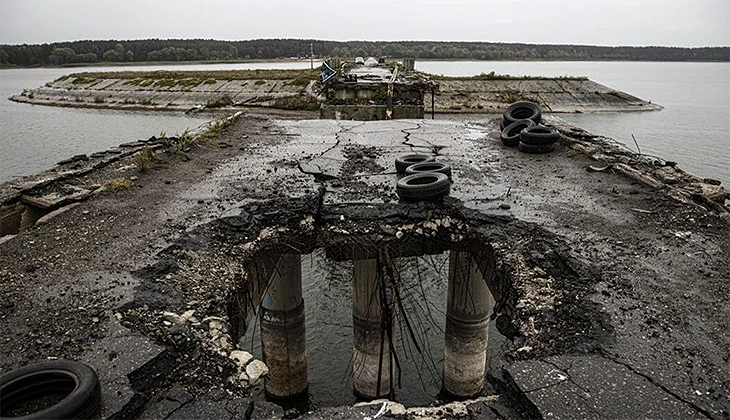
1, 0, 728, 47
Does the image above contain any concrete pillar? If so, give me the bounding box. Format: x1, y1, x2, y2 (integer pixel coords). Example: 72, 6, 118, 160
443, 251, 492, 398
352, 259, 391, 399
260, 254, 308, 398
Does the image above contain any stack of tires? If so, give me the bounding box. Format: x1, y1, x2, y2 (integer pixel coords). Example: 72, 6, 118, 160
394, 154, 452, 202
500, 101, 561, 154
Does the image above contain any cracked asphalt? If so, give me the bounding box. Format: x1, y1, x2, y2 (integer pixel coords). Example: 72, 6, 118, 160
1, 114, 728, 419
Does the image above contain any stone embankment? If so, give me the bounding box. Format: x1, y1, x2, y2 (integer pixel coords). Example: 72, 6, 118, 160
432, 77, 661, 113
10, 70, 661, 114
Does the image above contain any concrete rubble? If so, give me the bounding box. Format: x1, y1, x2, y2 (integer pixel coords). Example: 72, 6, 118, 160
1, 113, 728, 419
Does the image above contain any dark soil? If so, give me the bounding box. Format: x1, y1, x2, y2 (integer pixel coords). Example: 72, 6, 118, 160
1, 114, 728, 419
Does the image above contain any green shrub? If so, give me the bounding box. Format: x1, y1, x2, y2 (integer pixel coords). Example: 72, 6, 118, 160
154, 78, 177, 87
273, 95, 320, 111
134, 146, 155, 171
72, 76, 97, 85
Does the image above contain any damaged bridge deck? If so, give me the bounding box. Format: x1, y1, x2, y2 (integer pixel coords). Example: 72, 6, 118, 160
0, 115, 728, 419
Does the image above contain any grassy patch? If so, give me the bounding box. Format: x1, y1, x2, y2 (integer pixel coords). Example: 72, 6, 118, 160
288, 72, 316, 86
72, 76, 97, 85
255, 80, 266, 85
67, 68, 319, 81
107, 178, 132, 190
203, 78, 217, 84
133, 145, 155, 171
178, 78, 203, 87
154, 78, 177, 88
273, 95, 320, 111
198, 118, 233, 146
423, 71, 588, 81
165, 127, 193, 153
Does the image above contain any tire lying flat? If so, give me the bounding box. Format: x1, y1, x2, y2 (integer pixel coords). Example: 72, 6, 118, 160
404, 161, 452, 179
397, 172, 450, 201
518, 141, 556, 154
519, 125, 560, 146
395, 154, 435, 174
0, 360, 101, 420
501, 119, 536, 147
502, 101, 542, 126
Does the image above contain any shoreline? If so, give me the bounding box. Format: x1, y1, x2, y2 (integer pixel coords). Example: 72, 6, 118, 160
3, 57, 729, 71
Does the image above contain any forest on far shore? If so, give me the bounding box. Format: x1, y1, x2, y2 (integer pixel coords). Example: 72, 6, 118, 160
1, 39, 728, 67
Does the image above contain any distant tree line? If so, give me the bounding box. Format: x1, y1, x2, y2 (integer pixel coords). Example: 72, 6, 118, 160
1, 39, 727, 67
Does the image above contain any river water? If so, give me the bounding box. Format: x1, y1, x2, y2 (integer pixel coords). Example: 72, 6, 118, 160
240, 249, 504, 409
0, 61, 319, 182
418, 61, 730, 186
2, 60, 728, 185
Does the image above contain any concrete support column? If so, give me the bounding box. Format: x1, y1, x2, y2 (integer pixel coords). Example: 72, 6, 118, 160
260, 254, 308, 398
443, 251, 492, 398
352, 259, 391, 399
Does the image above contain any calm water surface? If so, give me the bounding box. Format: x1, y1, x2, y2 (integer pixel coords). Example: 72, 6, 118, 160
0, 61, 320, 182
240, 249, 503, 408
419, 61, 730, 186
2, 61, 727, 185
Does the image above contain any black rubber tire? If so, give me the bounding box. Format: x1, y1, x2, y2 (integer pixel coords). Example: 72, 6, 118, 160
519, 125, 561, 146
395, 154, 435, 173
500, 119, 536, 147
502, 101, 542, 126
518, 141, 556, 154
404, 161, 452, 179
396, 172, 450, 201
0, 360, 101, 420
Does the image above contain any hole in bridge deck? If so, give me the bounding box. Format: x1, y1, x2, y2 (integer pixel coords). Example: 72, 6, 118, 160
239, 247, 506, 409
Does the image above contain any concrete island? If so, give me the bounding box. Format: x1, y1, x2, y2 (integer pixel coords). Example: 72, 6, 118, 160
10, 64, 661, 116
1, 62, 728, 420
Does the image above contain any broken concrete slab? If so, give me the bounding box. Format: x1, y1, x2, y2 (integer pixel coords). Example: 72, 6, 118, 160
510, 355, 704, 418
1, 114, 728, 419
82, 317, 165, 418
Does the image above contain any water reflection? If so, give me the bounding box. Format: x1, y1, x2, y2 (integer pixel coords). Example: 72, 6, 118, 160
241, 248, 504, 408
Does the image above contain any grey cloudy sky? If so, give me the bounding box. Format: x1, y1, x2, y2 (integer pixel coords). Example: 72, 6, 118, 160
1, 0, 728, 47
